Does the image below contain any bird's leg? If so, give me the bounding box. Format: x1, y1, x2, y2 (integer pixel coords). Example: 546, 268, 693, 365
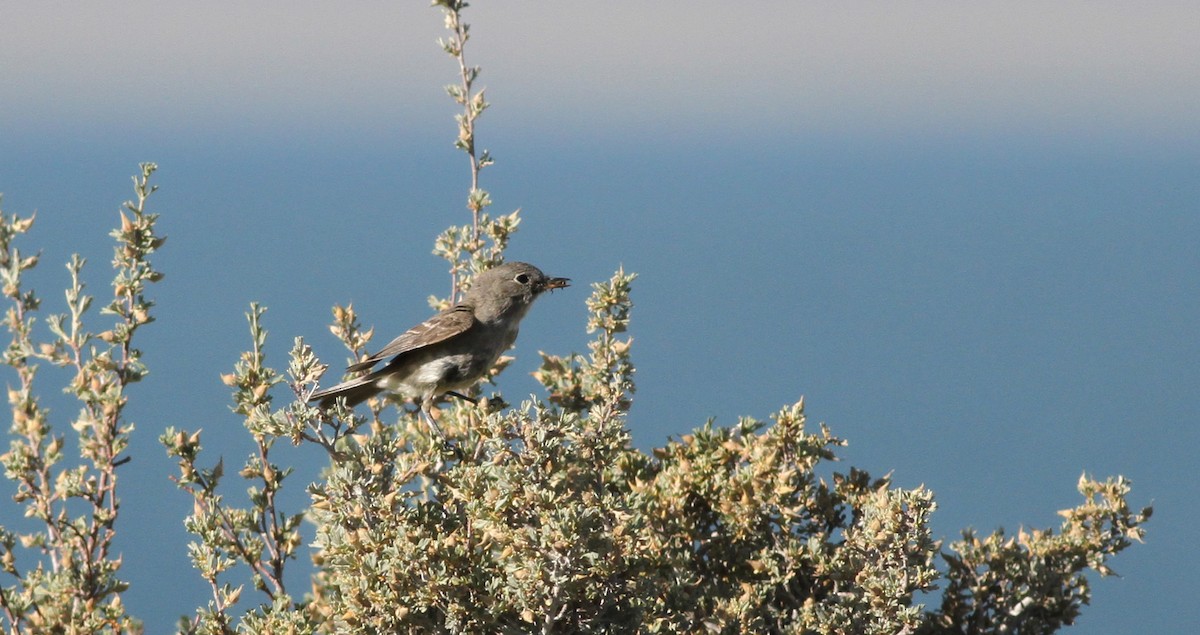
445, 390, 478, 404
419, 405, 463, 459
420, 405, 447, 441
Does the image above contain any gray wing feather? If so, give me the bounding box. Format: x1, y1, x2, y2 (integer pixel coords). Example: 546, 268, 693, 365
344, 305, 475, 373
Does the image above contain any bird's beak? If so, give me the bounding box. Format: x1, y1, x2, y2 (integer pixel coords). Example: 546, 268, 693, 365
542, 277, 571, 292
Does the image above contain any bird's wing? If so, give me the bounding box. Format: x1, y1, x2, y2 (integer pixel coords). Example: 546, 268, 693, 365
344, 305, 476, 373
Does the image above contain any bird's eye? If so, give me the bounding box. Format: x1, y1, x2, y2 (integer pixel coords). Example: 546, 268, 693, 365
515, 273, 531, 284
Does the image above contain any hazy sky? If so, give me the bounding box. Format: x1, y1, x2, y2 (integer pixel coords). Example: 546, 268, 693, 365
2, 2, 1197, 633
6, 2, 1198, 138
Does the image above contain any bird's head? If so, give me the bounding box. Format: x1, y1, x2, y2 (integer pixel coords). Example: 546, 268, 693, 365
465, 261, 569, 321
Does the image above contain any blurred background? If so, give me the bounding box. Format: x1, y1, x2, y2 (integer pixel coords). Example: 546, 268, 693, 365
2, 2, 1196, 632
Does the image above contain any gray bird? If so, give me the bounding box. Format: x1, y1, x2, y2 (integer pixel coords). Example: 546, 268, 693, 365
310, 261, 569, 438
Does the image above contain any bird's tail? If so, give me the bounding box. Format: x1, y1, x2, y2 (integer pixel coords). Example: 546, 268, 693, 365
309, 375, 381, 409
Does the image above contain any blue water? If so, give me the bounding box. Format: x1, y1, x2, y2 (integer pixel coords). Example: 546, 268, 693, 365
2, 125, 1196, 633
